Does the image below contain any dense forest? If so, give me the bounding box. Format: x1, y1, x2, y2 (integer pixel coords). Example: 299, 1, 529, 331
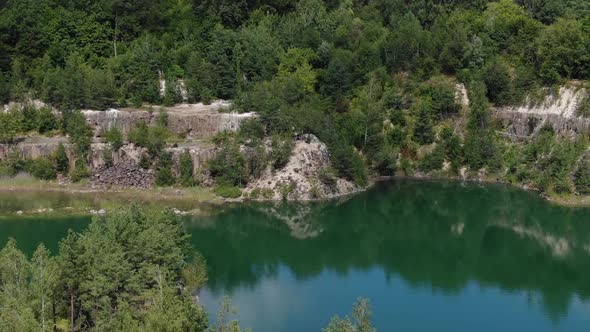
1, 0, 590, 195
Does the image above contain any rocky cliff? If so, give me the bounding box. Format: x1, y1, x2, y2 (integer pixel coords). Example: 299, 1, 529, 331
243, 135, 360, 201
83, 101, 255, 139
494, 86, 589, 138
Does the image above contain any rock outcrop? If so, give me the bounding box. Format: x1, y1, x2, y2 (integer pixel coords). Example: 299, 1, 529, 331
494, 85, 589, 138
83, 101, 255, 139
243, 135, 360, 201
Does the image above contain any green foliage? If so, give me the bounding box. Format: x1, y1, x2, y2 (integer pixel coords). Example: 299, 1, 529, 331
483, 57, 514, 105
418, 144, 446, 173
323, 297, 375, 332
104, 126, 123, 151
103, 147, 113, 168
269, 135, 294, 170
155, 152, 175, 186
54, 143, 69, 173
64, 110, 93, 157
28, 157, 57, 180
330, 143, 368, 187
0, 108, 23, 143
574, 154, 590, 195
209, 139, 249, 187
49, 205, 207, 330
413, 98, 434, 145
179, 151, 195, 186
37, 107, 58, 133
537, 18, 589, 83
419, 76, 460, 118
70, 159, 90, 182
128, 122, 168, 156
214, 185, 242, 199
464, 81, 498, 170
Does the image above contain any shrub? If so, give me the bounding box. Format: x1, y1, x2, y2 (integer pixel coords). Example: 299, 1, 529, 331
574, 155, 590, 195
29, 158, 57, 180
64, 110, 93, 156
37, 107, 58, 133
214, 185, 242, 198
418, 144, 445, 173
155, 152, 175, 186
209, 141, 249, 187
104, 126, 124, 151
103, 147, 114, 168
71, 160, 90, 182
54, 143, 69, 173
269, 135, 294, 170
330, 143, 368, 186
128, 122, 168, 156
239, 118, 265, 142
319, 167, 338, 188
179, 151, 195, 186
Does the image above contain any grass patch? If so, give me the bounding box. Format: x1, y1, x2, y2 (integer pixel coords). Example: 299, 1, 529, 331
214, 184, 242, 198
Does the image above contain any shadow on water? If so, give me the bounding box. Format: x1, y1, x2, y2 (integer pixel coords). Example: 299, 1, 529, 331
185, 179, 590, 322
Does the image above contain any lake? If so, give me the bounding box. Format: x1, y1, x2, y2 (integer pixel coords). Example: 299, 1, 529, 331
1, 180, 590, 331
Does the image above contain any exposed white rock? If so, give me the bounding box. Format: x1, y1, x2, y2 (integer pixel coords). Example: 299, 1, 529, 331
244, 135, 361, 201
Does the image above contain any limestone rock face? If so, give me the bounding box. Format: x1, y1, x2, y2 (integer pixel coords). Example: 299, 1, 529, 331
83, 101, 255, 139
243, 135, 361, 201
494, 85, 589, 138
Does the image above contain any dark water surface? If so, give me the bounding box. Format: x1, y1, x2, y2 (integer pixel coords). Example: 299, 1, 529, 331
2, 180, 590, 331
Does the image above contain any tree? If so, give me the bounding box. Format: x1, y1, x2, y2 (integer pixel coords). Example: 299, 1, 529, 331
54, 143, 70, 174
37, 107, 58, 133
413, 97, 434, 145
156, 151, 175, 186
30, 244, 58, 332
179, 150, 195, 186
64, 110, 93, 157
0, 108, 23, 143
464, 81, 498, 170
483, 57, 514, 105
574, 154, 590, 195
323, 297, 375, 332
537, 18, 589, 83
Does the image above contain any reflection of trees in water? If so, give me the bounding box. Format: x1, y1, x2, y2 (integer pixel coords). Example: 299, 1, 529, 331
187, 180, 590, 321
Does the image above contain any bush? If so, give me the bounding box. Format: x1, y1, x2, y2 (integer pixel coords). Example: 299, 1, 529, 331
209, 141, 249, 187
418, 144, 445, 173
128, 122, 168, 156
419, 76, 460, 118
179, 151, 195, 186
155, 152, 175, 186
37, 107, 58, 133
64, 110, 93, 156
103, 147, 114, 167
574, 155, 590, 195
54, 143, 69, 173
71, 160, 90, 182
214, 185, 242, 198
29, 158, 57, 180
239, 118, 265, 142
104, 126, 124, 151
269, 135, 294, 170
330, 143, 368, 186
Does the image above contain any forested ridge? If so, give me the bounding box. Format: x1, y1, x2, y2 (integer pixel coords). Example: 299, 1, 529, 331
1, 0, 590, 194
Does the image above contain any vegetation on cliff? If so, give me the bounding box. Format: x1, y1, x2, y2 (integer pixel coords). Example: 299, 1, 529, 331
1, 0, 590, 198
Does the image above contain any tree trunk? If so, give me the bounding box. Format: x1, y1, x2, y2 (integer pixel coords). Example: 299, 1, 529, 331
70, 289, 74, 332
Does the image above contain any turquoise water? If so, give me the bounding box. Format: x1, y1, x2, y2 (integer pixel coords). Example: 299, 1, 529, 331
2, 180, 590, 331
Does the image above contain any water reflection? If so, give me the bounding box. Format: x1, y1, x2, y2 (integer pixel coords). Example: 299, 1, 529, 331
186, 180, 590, 329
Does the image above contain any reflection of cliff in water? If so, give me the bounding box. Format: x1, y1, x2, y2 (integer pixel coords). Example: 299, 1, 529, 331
186, 180, 590, 321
